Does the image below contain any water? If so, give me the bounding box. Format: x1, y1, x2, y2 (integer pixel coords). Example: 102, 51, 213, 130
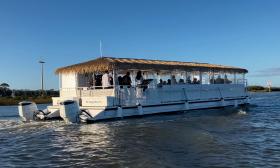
0, 93, 280, 167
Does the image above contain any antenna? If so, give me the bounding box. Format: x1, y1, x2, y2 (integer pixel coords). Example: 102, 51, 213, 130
99, 40, 103, 58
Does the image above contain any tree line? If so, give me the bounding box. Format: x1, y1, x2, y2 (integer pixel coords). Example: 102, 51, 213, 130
0, 83, 59, 98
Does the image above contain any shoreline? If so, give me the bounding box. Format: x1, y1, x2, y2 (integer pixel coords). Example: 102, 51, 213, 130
0, 97, 52, 106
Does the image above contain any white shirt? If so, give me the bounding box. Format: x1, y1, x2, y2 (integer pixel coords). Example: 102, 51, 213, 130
102, 73, 110, 87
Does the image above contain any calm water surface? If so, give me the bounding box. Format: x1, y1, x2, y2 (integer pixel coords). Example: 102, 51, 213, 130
0, 92, 280, 167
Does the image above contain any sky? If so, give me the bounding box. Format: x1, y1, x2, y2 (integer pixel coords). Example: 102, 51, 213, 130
0, 0, 279, 89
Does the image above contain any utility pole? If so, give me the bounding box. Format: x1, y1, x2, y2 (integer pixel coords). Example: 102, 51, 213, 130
39, 60, 45, 96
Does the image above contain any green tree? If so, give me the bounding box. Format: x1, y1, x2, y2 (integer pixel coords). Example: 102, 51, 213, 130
0, 83, 12, 97
0, 83, 10, 88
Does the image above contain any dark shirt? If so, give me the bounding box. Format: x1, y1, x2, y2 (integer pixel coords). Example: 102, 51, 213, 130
122, 75, 132, 86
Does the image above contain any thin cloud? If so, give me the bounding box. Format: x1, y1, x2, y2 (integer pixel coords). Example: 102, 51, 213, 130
249, 68, 280, 77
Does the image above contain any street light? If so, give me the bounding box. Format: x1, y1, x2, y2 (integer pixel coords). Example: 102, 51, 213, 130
39, 60, 45, 96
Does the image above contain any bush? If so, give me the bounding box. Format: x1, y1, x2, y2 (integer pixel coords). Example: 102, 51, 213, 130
247, 86, 265, 91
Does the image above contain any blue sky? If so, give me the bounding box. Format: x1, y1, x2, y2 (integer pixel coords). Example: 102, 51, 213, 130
0, 0, 279, 89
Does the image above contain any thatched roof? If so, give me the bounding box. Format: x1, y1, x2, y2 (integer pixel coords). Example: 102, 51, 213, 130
55, 57, 248, 74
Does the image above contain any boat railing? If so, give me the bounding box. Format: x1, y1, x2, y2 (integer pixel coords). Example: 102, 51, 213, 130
59, 83, 247, 106
115, 84, 246, 106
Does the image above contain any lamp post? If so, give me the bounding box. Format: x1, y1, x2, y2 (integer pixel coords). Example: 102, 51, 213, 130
39, 60, 45, 96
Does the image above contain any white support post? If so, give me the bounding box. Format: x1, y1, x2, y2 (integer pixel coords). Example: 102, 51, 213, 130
117, 106, 123, 118
138, 105, 143, 115
242, 73, 245, 85
199, 71, 203, 84
212, 70, 215, 84
224, 72, 226, 84
221, 98, 225, 107
184, 101, 189, 110
234, 100, 238, 107
59, 73, 62, 89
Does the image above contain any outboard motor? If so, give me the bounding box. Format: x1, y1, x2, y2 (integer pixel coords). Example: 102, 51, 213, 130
59, 100, 80, 123
18, 101, 50, 121
18, 101, 38, 121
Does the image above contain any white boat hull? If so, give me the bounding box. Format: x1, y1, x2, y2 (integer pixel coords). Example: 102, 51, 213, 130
82, 96, 249, 123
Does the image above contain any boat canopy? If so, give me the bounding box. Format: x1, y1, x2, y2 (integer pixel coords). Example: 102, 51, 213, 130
55, 57, 248, 74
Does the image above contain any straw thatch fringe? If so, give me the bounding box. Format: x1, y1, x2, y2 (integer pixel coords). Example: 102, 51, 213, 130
55, 57, 248, 74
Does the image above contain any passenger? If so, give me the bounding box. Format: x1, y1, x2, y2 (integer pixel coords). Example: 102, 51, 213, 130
102, 70, 111, 88
91, 74, 96, 88
179, 79, 184, 84
122, 72, 132, 87
224, 75, 232, 84
186, 76, 192, 84
167, 79, 171, 85
210, 77, 215, 84
95, 74, 102, 88
118, 76, 123, 86
135, 71, 144, 86
109, 76, 114, 86
135, 71, 144, 104
215, 75, 224, 84
163, 81, 167, 85
192, 78, 199, 84
157, 79, 163, 88
171, 75, 177, 85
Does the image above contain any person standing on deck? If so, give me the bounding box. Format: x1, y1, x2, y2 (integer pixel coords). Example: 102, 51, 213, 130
122, 72, 132, 87
135, 71, 144, 104
102, 71, 111, 88
171, 75, 177, 85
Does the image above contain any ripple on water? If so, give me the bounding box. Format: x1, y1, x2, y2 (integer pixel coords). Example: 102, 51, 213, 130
1, 93, 280, 167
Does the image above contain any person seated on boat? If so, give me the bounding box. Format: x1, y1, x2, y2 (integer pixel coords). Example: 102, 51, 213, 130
102, 70, 111, 89
210, 77, 215, 84
167, 79, 171, 85
215, 75, 224, 84
224, 75, 232, 84
95, 74, 103, 88
163, 81, 167, 85
109, 76, 114, 88
186, 76, 192, 84
179, 79, 185, 84
122, 72, 132, 87
157, 79, 163, 88
89, 74, 96, 89
171, 75, 177, 85
192, 78, 200, 84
